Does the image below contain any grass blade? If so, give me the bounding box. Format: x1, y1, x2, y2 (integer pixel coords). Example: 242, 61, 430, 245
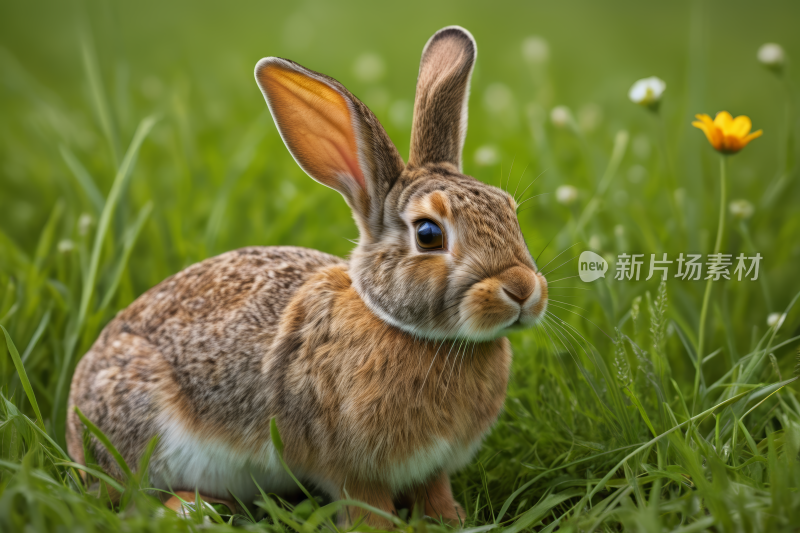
98, 201, 153, 311
53, 115, 158, 443
1, 325, 45, 431
60, 145, 106, 215
74, 406, 133, 481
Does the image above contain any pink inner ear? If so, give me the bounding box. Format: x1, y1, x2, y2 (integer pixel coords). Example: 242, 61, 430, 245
335, 140, 366, 191
259, 63, 368, 196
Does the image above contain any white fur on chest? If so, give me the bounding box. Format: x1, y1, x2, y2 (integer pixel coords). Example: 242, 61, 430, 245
150, 416, 295, 501
383, 436, 484, 493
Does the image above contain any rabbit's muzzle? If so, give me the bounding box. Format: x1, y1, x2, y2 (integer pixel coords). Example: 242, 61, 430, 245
458, 266, 547, 339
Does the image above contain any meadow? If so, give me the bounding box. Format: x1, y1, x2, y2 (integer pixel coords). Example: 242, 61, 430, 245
2, 0, 800, 531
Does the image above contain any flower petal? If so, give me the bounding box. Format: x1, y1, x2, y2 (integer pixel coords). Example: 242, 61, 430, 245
740, 129, 763, 148
695, 114, 714, 126
714, 111, 734, 129
693, 121, 717, 147
744, 129, 763, 142
730, 115, 752, 137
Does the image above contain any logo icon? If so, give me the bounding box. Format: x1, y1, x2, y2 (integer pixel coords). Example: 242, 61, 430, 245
578, 251, 608, 282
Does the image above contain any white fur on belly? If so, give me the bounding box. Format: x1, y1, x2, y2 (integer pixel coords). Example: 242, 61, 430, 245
385, 436, 484, 492
151, 416, 295, 501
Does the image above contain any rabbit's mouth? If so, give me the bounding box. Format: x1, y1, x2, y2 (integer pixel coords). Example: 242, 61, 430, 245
454, 268, 548, 341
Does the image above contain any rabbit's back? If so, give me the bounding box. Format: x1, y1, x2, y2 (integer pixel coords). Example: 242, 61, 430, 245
109, 245, 343, 391
67, 246, 344, 485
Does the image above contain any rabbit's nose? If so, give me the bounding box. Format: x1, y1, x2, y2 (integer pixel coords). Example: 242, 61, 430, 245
499, 266, 537, 305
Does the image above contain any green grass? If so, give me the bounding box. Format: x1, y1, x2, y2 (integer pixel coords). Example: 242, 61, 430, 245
2, 0, 800, 531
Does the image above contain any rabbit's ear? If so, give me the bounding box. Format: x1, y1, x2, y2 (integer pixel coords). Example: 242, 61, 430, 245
255, 58, 404, 232
409, 26, 476, 171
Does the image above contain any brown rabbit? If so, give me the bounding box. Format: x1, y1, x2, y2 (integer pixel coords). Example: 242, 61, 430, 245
67, 25, 548, 526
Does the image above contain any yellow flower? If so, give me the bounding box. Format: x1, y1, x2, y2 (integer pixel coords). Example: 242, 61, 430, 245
692, 112, 762, 154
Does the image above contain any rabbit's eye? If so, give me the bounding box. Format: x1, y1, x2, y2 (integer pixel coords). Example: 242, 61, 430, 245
415, 220, 444, 250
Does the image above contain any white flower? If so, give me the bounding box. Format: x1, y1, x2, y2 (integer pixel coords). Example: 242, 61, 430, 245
556, 185, 578, 205
78, 213, 93, 236
483, 83, 514, 115
757, 43, 785, 71
767, 312, 786, 330
58, 239, 75, 254
522, 36, 549, 65
474, 145, 499, 166
550, 106, 573, 129
353, 53, 385, 83
729, 199, 754, 220
628, 76, 666, 108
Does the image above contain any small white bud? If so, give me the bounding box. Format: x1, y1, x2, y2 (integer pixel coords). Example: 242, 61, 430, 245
57, 239, 75, 254
729, 199, 755, 220
474, 145, 499, 167
556, 185, 578, 205
757, 43, 785, 72
522, 36, 550, 65
588, 235, 602, 251
767, 312, 786, 330
78, 213, 93, 236
628, 76, 666, 108
483, 83, 514, 115
353, 53, 385, 83
550, 105, 573, 129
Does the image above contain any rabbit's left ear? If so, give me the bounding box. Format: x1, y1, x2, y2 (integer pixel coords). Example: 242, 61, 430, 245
409, 26, 476, 172
255, 58, 404, 235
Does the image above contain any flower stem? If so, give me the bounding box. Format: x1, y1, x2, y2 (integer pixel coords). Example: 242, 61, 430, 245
692, 155, 727, 414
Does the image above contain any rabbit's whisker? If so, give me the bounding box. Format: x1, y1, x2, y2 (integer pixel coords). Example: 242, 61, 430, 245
545, 306, 613, 341
548, 299, 586, 309
541, 253, 580, 277
545, 274, 582, 284
416, 319, 465, 405
547, 312, 604, 361
537, 242, 583, 273
515, 192, 551, 212
514, 167, 549, 204
440, 339, 466, 402
511, 163, 529, 202
535, 232, 557, 266
505, 156, 516, 194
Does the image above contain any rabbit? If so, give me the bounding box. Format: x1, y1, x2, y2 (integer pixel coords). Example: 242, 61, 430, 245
67, 25, 548, 527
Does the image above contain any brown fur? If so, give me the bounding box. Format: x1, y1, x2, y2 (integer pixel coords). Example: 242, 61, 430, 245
68, 26, 548, 527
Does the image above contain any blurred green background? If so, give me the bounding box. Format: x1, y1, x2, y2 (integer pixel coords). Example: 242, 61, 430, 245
2, 0, 800, 531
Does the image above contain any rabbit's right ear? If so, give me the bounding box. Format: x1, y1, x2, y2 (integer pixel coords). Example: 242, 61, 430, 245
409, 26, 477, 171
255, 58, 404, 236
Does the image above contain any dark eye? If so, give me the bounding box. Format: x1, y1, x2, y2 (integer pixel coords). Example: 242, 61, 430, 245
415, 219, 444, 250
